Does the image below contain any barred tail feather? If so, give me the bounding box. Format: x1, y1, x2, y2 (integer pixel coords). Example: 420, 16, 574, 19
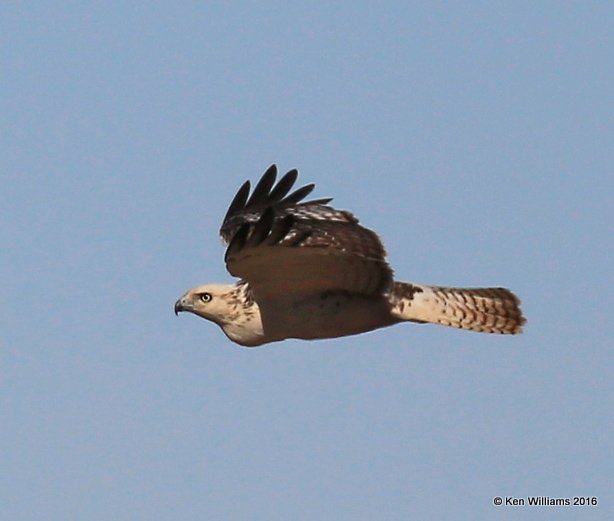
389, 282, 526, 334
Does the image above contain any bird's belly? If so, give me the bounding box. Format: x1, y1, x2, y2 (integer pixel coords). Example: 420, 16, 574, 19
261, 291, 397, 341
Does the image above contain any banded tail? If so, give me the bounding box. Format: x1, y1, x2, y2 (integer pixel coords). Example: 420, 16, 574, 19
389, 282, 525, 334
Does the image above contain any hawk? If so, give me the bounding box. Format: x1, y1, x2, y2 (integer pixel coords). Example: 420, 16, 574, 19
175, 165, 525, 346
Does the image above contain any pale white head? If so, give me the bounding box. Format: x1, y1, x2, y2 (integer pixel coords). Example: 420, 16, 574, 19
174, 284, 238, 325
174, 283, 265, 346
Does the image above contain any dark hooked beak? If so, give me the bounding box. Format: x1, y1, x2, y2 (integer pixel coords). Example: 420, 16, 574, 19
174, 298, 187, 316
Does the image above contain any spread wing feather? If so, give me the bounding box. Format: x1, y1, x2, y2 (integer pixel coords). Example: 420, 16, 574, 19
220, 164, 331, 243
221, 165, 393, 299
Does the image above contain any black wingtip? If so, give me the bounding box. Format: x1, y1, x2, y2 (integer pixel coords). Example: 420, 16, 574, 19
246, 164, 278, 206
283, 183, 315, 205
223, 180, 251, 223
268, 169, 299, 203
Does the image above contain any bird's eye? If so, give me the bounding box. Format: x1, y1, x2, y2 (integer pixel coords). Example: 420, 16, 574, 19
199, 292, 212, 303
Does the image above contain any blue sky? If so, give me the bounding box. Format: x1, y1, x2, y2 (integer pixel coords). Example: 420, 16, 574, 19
2, 2, 612, 520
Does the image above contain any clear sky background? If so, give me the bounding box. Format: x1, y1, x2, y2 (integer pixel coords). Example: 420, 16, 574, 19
2, 2, 612, 520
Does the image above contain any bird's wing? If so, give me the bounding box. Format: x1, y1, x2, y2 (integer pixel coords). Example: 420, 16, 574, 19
220, 165, 393, 300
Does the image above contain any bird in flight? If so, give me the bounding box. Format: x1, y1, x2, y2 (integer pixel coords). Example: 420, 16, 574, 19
175, 165, 525, 346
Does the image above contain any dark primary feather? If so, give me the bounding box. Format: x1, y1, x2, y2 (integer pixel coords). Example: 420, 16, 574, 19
264, 214, 296, 246
220, 165, 394, 298
245, 207, 275, 248
282, 183, 317, 205
224, 222, 250, 261
267, 169, 298, 203
220, 164, 332, 244
245, 164, 278, 206
222, 180, 250, 224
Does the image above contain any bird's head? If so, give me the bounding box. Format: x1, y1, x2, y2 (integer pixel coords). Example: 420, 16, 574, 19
174, 284, 237, 324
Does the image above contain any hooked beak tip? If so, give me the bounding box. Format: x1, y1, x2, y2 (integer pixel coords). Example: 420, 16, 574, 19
174, 299, 183, 316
